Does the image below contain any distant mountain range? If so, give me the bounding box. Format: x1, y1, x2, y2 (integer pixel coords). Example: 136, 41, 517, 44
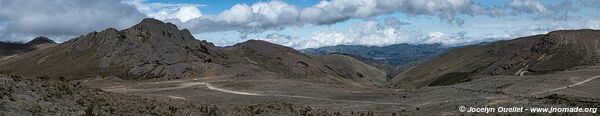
300, 43, 448, 73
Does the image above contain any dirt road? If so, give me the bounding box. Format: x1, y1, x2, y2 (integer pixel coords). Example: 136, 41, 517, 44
530, 75, 600, 95
101, 74, 600, 107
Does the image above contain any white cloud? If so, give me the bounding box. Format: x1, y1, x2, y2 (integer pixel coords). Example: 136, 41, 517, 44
298, 0, 495, 25
509, 0, 548, 13
179, 0, 504, 37
1, 0, 595, 48
254, 16, 600, 49
254, 18, 428, 49
124, 0, 204, 22
217, 4, 253, 24
175, 6, 203, 22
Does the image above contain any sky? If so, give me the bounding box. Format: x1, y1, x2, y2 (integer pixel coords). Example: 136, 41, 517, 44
1, 0, 600, 49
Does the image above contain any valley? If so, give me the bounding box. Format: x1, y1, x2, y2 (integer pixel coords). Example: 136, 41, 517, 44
1, 19, 599, 115
81, 65, 600, 115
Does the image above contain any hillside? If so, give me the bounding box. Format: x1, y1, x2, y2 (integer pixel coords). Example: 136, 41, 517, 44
0, 37, 56, 60
222, 40, 387, 86
315, 54, 388, 86
391, 29, 600, 89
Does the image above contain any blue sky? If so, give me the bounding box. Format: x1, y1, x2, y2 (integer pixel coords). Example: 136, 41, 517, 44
2, 0, 600, 49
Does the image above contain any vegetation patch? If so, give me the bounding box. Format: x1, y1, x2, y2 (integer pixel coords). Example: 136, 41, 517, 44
428, 72, 473, 86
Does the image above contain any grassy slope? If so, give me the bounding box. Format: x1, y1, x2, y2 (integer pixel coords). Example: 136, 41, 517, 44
392, 29, 600, 89
316, 54, 388, 87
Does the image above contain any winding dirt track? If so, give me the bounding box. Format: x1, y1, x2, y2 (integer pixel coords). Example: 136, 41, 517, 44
530, 75, 600, 95
103, 74, 600, 107
418, 74, 600, 106
108, 81, 411, 105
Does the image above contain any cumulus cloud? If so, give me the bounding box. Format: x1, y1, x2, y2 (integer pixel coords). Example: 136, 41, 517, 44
151, 5, 203, 22
509, 0, 548, 13
179, 1, 300, 38
254, 18, 428, 49
0, 0, 594, 48
124, 0, 204, 22
255, 15, 600, 49
178, 0, 505, 37
0, 0, 145, 42
299, 0, 495, 25
255, 23, 475, 49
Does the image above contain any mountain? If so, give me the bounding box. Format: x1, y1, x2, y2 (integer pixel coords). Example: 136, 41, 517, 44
0, 18, 386, 87
0, 36, 57, 60
0, 19, 223, 80
25, 36, 56, 46
222, 40, 387, 86
391, 29, 600, 89
0, 42, 29, 57
315, 54, 388, 86
301, 44, 448, 72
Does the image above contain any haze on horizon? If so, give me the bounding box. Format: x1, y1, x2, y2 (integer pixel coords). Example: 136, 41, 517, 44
1, 0, 600, 49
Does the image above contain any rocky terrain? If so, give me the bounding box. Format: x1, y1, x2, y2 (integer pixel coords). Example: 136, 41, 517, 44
0, 73, 385, 115
1, 18, 599, 115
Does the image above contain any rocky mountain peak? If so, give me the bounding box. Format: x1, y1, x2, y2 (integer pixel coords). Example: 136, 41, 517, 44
25, 36, 55, 45
140, 18, 163, 24
42, 18, 224, 80
130, 18, 179, 33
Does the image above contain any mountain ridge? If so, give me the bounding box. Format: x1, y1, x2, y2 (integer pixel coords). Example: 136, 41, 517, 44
391, 29, 600, 89
0, 18, 387, 87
